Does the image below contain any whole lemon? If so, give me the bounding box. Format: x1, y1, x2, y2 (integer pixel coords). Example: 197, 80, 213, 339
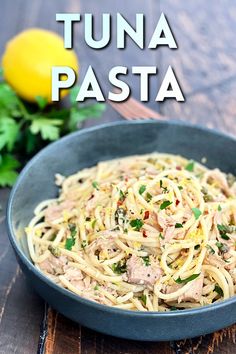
2, 28, 79, 103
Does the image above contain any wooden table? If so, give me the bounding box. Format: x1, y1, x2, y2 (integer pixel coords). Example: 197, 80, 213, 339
0, 1, 236, 353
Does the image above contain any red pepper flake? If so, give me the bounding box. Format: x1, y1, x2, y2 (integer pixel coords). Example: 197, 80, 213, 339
142, 230, 148, 238
117, 200, 123, 206
176, 199, 180, 206
144, 211, 149, 220
125, 176, 129, 182
176, 166, 182, 170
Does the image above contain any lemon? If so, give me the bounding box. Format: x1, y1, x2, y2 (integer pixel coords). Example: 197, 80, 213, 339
2, 28, 79, 103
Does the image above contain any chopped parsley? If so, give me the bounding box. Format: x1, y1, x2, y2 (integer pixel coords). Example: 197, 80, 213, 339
141, 256, 150, 266
192, 208, 202, 220
217, 224, 228, 232
160, 180, 168, 193
111, 261, 127, 274
139, 185, 146, 195
65, 238, 74, 250
215, 242, 228, 253
217, 224, 230, 240
119, 190, 127, 202
218, 205, 222, 212
201, 186, 213, 202
130, 219, 144, 231
175, 273, 200, 284
51, 234, 57, 241
203, 194, 213, 202
175, 223, 183, 228
146, 192, 153, 202
214, 285, 223, 297
65, 224, 77, 250
94, 285, 99, 291
194, 244, 200, 250
92, 181, 99, 190
170, 306, 177, 311
81, 240, 87, 249
112, 226, 120, 231
147, 158, 157, 165
91, 219, 97, 229
206, 245, 215, 254
139, 294, 147, 305
159, 233, 164, 240
185, 161, 195, 172
160, 200, 172, 210
69, 223, 76, 237
178, 185, 183, 190
115, 207, 126, 225
215, 241, 223, 249
48, 245, 61, 258
219, 224, 236, 233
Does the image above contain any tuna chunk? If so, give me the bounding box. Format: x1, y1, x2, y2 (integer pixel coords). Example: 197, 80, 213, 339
38, 254, 68, 275
204, 254, 226, 268
163, 225, 175, 244
164, 274, 204, 303
88, 232, 119, 255
178, 274, 204, 302
44, 200, 76, 222
86, 190, 108, 212
64, 265, 83, 281
146, 166, 159, 175
157, 211, 175, 230
124, 255, 162, 286
146, 212, 161, 230
63, 265, 85, 289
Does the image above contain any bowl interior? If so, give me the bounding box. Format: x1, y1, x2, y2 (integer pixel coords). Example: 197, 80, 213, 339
9, 120, 236, 267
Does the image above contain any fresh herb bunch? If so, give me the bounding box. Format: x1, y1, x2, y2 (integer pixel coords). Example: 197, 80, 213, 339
0, 69, 105, 187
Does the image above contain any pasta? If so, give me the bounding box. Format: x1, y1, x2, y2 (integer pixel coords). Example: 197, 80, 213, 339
26, 153, 236, 311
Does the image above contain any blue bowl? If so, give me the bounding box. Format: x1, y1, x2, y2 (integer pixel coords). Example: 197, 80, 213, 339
7, 121, 236, 341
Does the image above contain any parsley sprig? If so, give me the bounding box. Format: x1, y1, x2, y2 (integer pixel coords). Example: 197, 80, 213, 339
160, 200, 172, 210
139, 185, 146, 195
65, 223, 77, 250
111, 261, 127, 274
185, 160, 195, 172
130, 219, 144, 231
141, 256, 150, 266
0, 72, 105, 187
175, 273, 200, 284
192, 207, 202, 220
139, 294, 147, 305
214, 284, 224, 297
217, 224, 232, 240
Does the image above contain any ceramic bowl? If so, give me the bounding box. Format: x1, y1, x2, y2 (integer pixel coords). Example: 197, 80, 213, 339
7, 121, 236, 341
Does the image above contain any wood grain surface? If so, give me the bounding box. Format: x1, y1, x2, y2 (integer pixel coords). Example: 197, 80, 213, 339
0, 0, 235, 353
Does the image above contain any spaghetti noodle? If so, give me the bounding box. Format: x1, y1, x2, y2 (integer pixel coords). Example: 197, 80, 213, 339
26, 153, 236, 311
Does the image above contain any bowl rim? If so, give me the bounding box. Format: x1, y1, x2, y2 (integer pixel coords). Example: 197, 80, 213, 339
6, 119, 236, 318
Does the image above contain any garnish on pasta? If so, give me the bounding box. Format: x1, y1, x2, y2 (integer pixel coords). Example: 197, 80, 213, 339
26, 153, 236, 311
